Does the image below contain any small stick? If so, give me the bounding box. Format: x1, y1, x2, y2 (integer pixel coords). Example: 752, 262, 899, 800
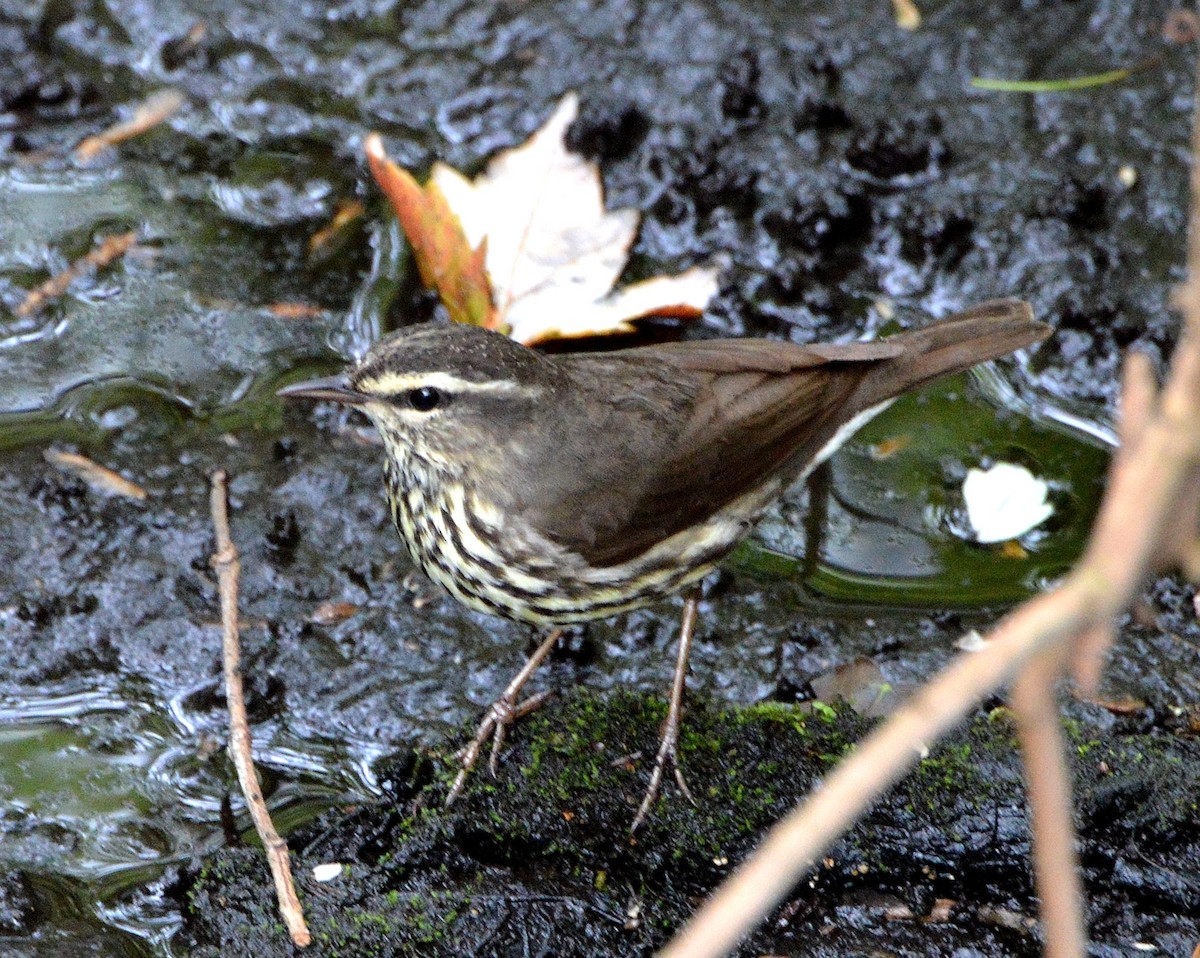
15, 231, 137, 319
209, 470, 311, 947
75, 88, 185, 161
44, 449, 148, 501
1011, 651, 1086, 958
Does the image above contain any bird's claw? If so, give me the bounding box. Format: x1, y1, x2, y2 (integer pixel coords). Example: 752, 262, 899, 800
630, 725, 694, 833
445, 688, 554, 805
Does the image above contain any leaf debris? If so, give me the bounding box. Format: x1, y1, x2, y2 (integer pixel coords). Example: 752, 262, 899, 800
971, 58, 1161, 93
266, 302, 329, 319
308, 199, 366, 259
161, 21, 208, 70
366, 93, 720, 344
891, 0, 921, 30
44, 449, 148, 501
1163, 8, 1200, 44
308, 601, 361, 626
868, 434, 913, 460
962, 461, 1053, 544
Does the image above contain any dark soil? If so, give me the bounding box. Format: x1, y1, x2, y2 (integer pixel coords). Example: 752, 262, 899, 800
177, 692, 1200, 957
1, 0, 1198, 955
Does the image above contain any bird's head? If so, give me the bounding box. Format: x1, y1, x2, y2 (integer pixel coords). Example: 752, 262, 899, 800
278, 323, 557, 469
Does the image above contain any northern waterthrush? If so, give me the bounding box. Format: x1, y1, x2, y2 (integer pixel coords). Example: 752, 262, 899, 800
280, 299, 1048, 827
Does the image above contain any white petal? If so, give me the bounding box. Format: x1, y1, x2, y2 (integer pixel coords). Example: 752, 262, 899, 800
962, 462, 1053, 544
311, 862, 344, 882
954, 629, 989, 652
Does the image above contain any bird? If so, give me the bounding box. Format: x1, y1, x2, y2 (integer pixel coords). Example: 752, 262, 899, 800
278, 298, 1048, 829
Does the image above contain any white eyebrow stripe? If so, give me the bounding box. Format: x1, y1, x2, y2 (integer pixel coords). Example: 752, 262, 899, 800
356, 371, 541, 397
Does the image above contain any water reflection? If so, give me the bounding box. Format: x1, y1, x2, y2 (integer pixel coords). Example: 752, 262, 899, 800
0, 682, 355, 953
751, 372, 1108, 606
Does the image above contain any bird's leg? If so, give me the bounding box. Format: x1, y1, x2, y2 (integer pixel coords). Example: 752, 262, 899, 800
446, 627, 563, 805
632, 593, 700, 832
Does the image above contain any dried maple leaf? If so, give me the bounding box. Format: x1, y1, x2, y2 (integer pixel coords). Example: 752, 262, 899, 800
367, 93, 719, 344
364, 133, 495, 328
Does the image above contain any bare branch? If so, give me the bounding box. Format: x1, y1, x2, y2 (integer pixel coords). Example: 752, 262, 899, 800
1116, 351, 1156, 449
75, 88, 184, 161
43, 449, 148, 501
15, 231, 137, 318
1012, 653, 1086, 958
1069, 623, 1115, 695
209, 470, 311, 948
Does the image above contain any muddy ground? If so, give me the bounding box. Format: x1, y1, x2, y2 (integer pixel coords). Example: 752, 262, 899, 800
1, 0, 1199, 955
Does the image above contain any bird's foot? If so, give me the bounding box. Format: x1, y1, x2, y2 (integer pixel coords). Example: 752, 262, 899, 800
445, 628, 563, 805
631, 712, 696, 833
446, 690, 553, 804
630, 593, 700, 833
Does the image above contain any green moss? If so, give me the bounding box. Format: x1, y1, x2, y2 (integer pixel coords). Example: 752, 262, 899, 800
183, 688, 1200, 958
519, 689, 669, 804
735, 699, 810, 736
894, 721, 1018, 828
810, 700, 838, 723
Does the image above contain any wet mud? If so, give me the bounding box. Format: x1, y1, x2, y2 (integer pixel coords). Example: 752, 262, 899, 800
1, 0, 1198, 954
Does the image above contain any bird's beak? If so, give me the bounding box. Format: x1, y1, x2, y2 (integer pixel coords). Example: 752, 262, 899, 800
276, 375, 369, 405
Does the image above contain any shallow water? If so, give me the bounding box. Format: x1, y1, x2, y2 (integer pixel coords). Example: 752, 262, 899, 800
1, 0, 1195, 953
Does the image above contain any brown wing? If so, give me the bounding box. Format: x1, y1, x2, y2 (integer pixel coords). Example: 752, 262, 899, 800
519, 299, 1044, 568
532, 341, 882, 567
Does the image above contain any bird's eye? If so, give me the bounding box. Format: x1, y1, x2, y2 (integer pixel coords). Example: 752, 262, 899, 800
407, 386, 443, 412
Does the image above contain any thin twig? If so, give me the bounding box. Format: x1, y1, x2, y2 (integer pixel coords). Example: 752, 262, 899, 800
209, 470, 311, 947
75, 88, 184, 161
15, 231, 137, 318
658, 44, 1200, 958
1011, 650, 1086, 958
43, 449, 148, 501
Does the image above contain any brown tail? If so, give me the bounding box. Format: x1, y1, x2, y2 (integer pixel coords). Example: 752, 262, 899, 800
853, 298, 1047, 408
